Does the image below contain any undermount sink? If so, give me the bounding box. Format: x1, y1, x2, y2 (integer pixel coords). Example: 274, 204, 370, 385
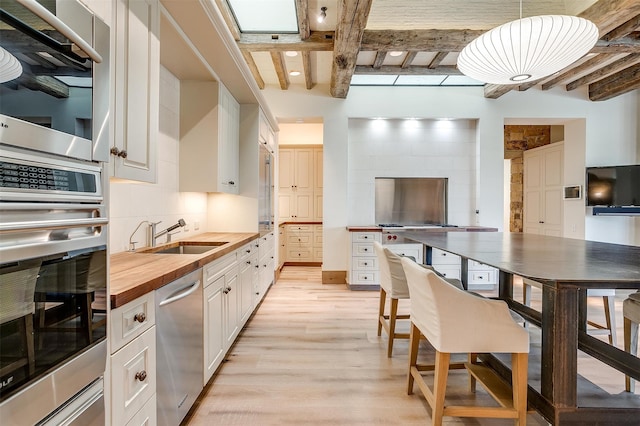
143, 241, 228, 255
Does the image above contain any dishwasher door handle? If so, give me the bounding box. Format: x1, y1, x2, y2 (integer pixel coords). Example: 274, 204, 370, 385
159, 281, 201, 307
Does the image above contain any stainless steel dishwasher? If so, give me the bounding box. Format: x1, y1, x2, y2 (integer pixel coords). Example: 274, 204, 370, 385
155, 268, 203, 426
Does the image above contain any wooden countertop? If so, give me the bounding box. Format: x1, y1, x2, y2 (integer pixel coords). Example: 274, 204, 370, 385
110, 232, 258, 308
346, 225, 498, 232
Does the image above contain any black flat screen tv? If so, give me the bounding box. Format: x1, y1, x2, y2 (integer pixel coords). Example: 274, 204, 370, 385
586, 165, 640, 207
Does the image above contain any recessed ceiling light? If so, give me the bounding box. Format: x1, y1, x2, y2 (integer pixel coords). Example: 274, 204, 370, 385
389, 51, 403, 57
285, 51, 298, 57
289, 70, 301, 76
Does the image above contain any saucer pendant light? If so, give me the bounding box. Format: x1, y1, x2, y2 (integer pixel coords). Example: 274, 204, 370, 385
458, 12, 599, 85
0, 46, 23, 83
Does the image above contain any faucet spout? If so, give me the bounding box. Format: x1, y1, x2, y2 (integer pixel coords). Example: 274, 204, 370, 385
150, 218, 186, 246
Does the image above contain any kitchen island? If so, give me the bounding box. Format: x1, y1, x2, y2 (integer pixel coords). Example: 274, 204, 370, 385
403, 231, 640, 425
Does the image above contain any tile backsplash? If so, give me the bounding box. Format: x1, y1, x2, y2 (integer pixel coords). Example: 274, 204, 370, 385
109, 66, 208, 253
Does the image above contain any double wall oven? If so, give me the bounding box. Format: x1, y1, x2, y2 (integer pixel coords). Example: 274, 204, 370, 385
0, 0, 109, 424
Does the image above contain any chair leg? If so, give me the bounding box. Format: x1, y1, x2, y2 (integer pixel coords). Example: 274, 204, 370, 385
512, 352, 528, 426
432, 351, 450, 426
387, 298, 399, 358
625, 317, 638, 392
377, 288, 386, 336
407, 323, 421, 395
467, 353, 477, 392
603, 295, 617, 346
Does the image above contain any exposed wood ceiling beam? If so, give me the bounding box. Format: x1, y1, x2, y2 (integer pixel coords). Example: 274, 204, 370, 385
485, 0, 640, 100
602, 15, 640, 41
330, 0, 373, 99
270, 51, 289, 90
302, 50, 313, 89
373, 51, 387, 69
516, 80, 542, 91
213, 0, 241, 41
566, 53, 640, 91
361, 29, 485, 51
589, 62, 640, 101
578, 0, 640, 36
541, 54, 617, 90
428, 51, 448, 69
484, 84, 513, 99
591, 34, 640, 53
296, 0, 310, 40
241, 50, 264, 89
17, 73, 69, 98
238, 31, 334, 52
355, 65, 461, 75
401, 51, 417, 68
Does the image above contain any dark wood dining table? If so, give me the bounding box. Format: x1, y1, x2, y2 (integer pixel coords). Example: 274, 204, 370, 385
403, 231, 640, 425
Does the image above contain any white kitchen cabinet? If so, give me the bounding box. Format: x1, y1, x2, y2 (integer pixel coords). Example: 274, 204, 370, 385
347, 231, 382, 286
125, 394, 157, 426
111, 0, 159, 183
111, 325, 156, 426
238, 242, 259, 324
258, 109, 276, 154
524, 142, 564, 236
386, 243, 423, 264
256, 232, 275, 304
284, 224, 317, 263
278, 146, 322, 222
467, 260, 498, 290
278, 225, 286, 269
430, 247, 462, 280
203, 251, 238, 383
312, 224, 323, 262
180, 80, 240, 194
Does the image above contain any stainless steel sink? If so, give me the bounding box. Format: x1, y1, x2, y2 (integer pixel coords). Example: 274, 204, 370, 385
142, 242, 228, 255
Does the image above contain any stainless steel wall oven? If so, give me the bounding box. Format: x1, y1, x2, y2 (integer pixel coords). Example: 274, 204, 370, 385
0, 147, 108, 424
0, 0, 109, 423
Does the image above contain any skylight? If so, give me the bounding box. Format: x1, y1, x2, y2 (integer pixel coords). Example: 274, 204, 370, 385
351, 74, 485, 87
227, 0, 298, 33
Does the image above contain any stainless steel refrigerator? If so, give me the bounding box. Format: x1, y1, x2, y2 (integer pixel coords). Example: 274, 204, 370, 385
259, 144, 274, 232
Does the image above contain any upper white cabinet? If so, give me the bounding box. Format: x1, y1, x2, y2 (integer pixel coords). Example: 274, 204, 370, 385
279, 146, 322, 222
111, 0, 159, 183
180, 80, 240, 194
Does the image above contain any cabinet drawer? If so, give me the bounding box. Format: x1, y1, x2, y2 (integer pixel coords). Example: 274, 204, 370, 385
350, 271, 378, 284
353, 257, 377, 270
351, 232, 380, 243
111, 293, 155, 354
238, 242, 255, 262
287, 233, 312, 245
125, 393, 156, 426
204, 251, 237, 288
111, 327, 156, 426
287, 224, 312, 232
468, 270, 497, 285
287, 249, 312, 261
433, 266, 461, 280
468, 259, 496, 270
431, 248, 461, 265
258, 232, 274, 259
352, 242, 375, 256
386, 244, 423, 263
313, 248, 323, 261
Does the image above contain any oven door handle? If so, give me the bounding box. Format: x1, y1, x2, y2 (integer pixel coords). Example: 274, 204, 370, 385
15, 0, 103, 63
0, 217, 108, 232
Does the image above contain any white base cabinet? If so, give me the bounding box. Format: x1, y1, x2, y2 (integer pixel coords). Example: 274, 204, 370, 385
348, 231, 381, 286
110, 292, 156, 426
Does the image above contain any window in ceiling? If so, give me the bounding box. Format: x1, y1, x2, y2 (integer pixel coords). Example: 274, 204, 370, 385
227, 0, 298, 33
351, 74, 484, 87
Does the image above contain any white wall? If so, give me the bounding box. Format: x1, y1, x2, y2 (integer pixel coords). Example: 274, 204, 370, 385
109, 67, 208, 253
279, 123, 323, 145
347, 118, 477, 226
263, 85, 639, 272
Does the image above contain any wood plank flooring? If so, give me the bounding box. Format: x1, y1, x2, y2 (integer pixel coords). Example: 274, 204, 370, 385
184, 266, 637, 425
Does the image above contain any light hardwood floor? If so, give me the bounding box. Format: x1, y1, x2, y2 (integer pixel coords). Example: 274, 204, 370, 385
184, 266, 637, 425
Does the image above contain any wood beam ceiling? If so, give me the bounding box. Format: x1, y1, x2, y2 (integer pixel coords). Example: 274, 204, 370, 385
330, 0, 373, 98
589, 62, 640, 101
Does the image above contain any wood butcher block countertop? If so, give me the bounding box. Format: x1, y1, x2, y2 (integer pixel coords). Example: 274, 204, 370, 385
346, 225, 498, 232
110, 232, 258, 308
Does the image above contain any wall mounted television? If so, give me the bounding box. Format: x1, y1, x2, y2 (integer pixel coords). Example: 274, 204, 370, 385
586, 165, 640, 214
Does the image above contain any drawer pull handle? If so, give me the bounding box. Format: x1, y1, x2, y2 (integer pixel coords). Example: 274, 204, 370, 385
246, 261, 251, 264
135, 370, 147, 382
363, 236, 368, 239
364, 262, 368, 266
134, 313, 146, 323
363, 248, 368, 252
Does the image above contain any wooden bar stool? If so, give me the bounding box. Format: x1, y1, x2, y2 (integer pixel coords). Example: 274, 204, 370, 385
624, 291, 640, 392
402, 257, 530, 426
373, 241, 411, 357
